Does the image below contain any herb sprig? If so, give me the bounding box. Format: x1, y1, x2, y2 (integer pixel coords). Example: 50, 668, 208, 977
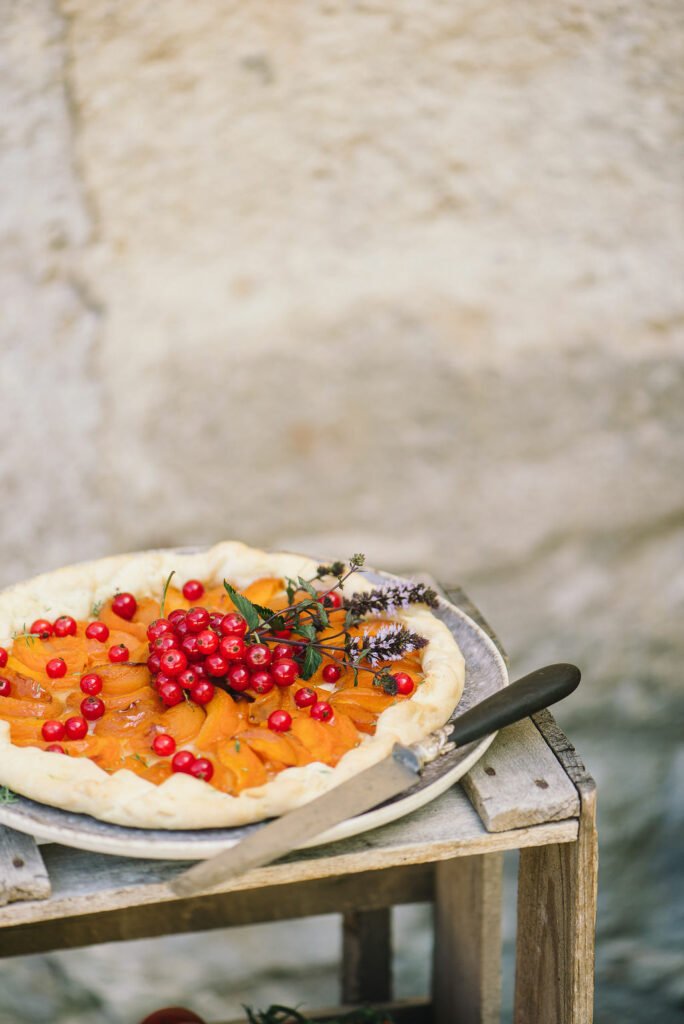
222, 555, 432, 687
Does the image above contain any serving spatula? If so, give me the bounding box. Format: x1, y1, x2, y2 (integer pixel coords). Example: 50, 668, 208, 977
170, 662, 580, 896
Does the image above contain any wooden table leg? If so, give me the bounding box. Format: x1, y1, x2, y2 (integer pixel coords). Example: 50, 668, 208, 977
432, 852, 503, 1024
341, 907, 392, 1004
514, 782, 598, 1023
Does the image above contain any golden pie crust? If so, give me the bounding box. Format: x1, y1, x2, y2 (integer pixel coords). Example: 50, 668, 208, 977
0, 542, 465, 829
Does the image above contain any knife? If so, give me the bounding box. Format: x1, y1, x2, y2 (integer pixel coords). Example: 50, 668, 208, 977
170, 662, 580, 896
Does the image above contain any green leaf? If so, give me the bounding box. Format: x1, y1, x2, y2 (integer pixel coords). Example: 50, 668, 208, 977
297, 576, 319, 599
313, 602, 329, 628
285, 578, 296, 603
223, 581, 260, 631
294, 622, 317, 641
301, 645, 323, 680
0, 786, 17, 804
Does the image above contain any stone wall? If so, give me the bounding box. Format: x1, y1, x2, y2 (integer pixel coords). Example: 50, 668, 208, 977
1, 1, 683, 1021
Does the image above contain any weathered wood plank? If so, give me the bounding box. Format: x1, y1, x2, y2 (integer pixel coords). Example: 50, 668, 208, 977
0, 865, 431, 959
513, 712, 598, 1023
432, 852, 503, 1024
0, 785, 577, 935
462, 718, 580, 831
0, 825, 50, 906
341, 908, 392, 1004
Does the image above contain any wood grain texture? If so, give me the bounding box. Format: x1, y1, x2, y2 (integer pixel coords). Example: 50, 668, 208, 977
462, 718, 580, 831
0, 865, 430, 959
0, 825, 50, 906
0, 785, 577, 935
513, 713, 598, 1023
341, 908, 392, 1003
432, 852, 503, 1024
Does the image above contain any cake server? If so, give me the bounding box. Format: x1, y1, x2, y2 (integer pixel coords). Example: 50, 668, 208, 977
170, 662, 580, 896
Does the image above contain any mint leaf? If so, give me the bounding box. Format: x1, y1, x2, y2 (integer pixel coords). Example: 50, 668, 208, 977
294, 622, 316, 641
301, 645, 323, 680
223, 581, 260, 632
313, 601, 329, 628
297, 576, 319, 599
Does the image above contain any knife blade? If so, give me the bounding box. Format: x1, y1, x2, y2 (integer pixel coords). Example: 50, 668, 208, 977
170, 662, 580, 896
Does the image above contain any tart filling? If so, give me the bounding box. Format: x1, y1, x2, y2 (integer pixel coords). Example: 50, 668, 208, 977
0, 543, 464, 829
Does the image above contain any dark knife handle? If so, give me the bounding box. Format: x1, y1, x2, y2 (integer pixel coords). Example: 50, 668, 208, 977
449, 663, 580, 747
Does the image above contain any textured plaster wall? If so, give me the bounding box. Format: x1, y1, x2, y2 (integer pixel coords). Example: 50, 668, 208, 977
1, 1, 683, 1021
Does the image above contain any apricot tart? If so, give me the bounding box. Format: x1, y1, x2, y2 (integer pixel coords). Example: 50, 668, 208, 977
0, 542, 464, 829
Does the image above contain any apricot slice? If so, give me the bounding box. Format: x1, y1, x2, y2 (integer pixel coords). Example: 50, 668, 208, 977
195, 689, 241, 749
160, 701, 205, 745
217, 739, 268, 791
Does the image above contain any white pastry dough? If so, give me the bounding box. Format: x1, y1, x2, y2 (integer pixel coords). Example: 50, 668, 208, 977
0, 542, 465, 828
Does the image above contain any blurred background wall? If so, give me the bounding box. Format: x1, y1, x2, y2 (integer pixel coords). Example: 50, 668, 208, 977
1, 2, 683, 1022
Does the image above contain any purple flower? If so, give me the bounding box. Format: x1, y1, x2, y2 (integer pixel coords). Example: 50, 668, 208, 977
346, 624, 429, 666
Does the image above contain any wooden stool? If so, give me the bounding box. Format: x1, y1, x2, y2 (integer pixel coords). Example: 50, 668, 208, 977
0, 588, 597, 1024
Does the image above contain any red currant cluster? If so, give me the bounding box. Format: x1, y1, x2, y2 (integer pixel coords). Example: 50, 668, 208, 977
147, 604, 295, 707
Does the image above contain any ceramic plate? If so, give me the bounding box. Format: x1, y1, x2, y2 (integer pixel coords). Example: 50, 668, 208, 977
0, 569, 508, 859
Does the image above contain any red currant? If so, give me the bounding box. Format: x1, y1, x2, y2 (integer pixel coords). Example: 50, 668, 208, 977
53, 615, 77, 638
273, 644, 292, 661
322, 663, 343, 684
190, 680, 215, 705
168, 609, 186, 626
155, 671, 173, 689
0, 647, 6, 669
294, 686, 317, 709
186, 607, 210, 633
180, 634, 203, 661
112, 592, 137, 620
64, 716, 88, 740
182, 580, 204, 602
245, 643, 271, 669
108, 644, 129, 663
205, 653, 229, 677
171, 750, 195, 773
178, 666, 200, 690
219, 613, 248, 637
268, 709, 292, 732
85, 621, 110, 642
220, 636, 246, 661
250, 671, 275, 694
190, 757, 214, 782
321, 591, 343, 609
152, 733, 176, 757
174, 618, 190, 638
150, 635, 178, 655
272, 628, 292, 640
46, 657, 67, 679
42, 720, 66, 741
146, 619, 173, 642
0, 678, 10, 697
80, 673, 103, 696
46, 744, 65, 754
272, 658, 299, 687
310, 701, 334, 722
80, 696, 105, 720
195, 629, 219, 656
227, 663, 250, 691
191, 661, 207, 679
209, 613, 224, 631
147, 653, 162, 674
393, 672, 414, 695
30, 618, 53, 638
159, 680, 184, 706
160, 649, 188, 677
